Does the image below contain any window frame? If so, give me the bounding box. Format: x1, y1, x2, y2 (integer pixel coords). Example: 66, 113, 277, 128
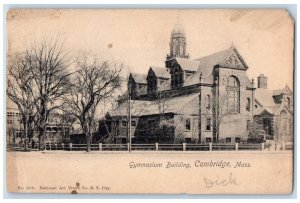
246, 98, 251, 112
185, 118, 191, 131
131, 120, 136, 127
206, 94, 211, 109
206, 118, 211, 131
122, 120, 127, 127
246, 120, 251, 130
226, 137, 232, 143
226, 76, 240, 113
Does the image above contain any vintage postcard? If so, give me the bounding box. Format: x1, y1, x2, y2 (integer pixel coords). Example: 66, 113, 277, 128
6, 9, 294, 194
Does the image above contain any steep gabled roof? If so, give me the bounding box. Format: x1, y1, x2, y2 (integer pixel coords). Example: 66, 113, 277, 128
176, 58, 200, 72
185, 46, 248, 86
149, 66, 171, 79
254, 105, 292, 116
273, 85, 293, 96
130, 73, 147, 84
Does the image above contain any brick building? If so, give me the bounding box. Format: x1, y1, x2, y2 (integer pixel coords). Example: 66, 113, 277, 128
102, 24, 293, 144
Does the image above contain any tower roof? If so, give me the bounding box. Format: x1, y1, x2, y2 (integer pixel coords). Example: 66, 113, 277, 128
171, 23, 186, 37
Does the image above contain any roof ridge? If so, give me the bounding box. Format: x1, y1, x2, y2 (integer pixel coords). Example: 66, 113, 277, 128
193, 47, 231, 61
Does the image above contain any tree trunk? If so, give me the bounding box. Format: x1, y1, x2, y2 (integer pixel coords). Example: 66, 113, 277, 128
24, 119, 28, 151
38, 98, 48, 151
38, 126, 46, 151
82, 121, 92, 152
86, 133, 91, 152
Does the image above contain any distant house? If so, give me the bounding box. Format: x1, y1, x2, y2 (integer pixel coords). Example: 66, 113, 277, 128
101, 24, 293, 144
6, 98, 72, 145
254, 83, 293, 142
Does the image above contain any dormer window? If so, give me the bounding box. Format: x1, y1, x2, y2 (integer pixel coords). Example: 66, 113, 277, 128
147, 74, 157, 93
171, 67, 183, 88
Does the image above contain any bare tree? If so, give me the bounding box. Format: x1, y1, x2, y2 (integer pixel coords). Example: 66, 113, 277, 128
7, 53, 38, 150
27, 37, 73, 150
63, 55, 123, 152
202, 95, 228, 143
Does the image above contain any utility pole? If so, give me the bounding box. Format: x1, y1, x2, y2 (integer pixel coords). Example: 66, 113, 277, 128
198, 72, 203, 143
213, 75, 219, 143
128, 81, 132, 152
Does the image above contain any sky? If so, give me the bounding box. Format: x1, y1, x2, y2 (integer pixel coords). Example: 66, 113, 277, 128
7, 9, 294, 91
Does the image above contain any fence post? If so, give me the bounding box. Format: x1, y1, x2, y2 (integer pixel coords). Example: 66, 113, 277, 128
55, 143, 57, 150
127, 143, 130, 152
261, 143, 265, 151
282, 142, 285, 150
62, 143, 64, 150
183, 143, 186, 151
49, 144, 51, 151
69, 143, 72, 151
209, 143, 212, 151
155, 143, 158, 151
235, 143, 239, 151
99, 143, 102, 151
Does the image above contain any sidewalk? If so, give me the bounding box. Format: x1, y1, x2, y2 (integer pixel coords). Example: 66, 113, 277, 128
6, 149, 293, 155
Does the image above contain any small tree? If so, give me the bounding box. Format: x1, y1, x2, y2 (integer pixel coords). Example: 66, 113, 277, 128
247, 119, 266, 142
63, 55, 123, 152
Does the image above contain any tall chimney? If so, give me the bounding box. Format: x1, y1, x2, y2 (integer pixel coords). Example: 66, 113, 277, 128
257, 74, 267, 89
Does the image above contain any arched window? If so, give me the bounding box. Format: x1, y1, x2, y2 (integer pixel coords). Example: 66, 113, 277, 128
206, 95, 211, 109
246, 98, 250, 112
227, 76, 240, 113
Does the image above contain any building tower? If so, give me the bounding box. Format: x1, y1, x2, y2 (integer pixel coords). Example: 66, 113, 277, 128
166, 24, 189, 61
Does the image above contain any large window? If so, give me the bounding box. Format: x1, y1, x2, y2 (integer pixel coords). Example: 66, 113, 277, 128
227, 76, 240, 113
